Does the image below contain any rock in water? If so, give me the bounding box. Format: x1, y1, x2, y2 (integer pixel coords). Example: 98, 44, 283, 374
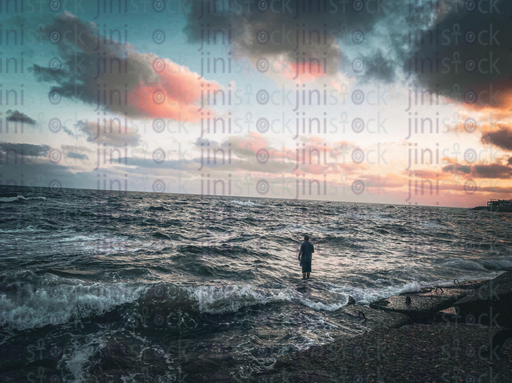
453, 271, 512, 328
491, 328, 512, 354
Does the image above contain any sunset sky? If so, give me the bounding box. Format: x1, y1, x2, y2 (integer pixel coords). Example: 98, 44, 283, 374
1, 0, 512, 207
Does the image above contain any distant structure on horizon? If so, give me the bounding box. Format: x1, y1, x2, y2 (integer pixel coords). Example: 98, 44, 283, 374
472, 199, 512, 212
487, 199, 512, 212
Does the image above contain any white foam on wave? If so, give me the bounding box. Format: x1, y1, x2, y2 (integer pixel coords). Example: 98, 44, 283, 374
58, 235, 100, 243
59, 340, 97, 383
398, 281, 422, 294
190, 284, 350, 314
0, 277, 146, 330
299, 294, 349, 311
229, 200, 263, 207
0, 195, 46, 203
190, 284, 291, 314
420, 221, 446, 229
0, 197, 19, 203
371, 214, 396, 222
3, 279, 328, 330
327, 280, 423, 305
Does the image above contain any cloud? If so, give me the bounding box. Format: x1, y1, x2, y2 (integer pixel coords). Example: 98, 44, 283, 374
355, 50, 397, 84
76, 119, 141, 147
6, 110, 36, 125
409, 169, 442, 180
443, 164, 471, 174
117, 153, 294, 175
475, 186, 512, 194
409, 0, 512, 109
359, 173, 405, 189
194, 138, 222, 147
480, 126, 512, 151
228, 131, 269, 156
118, 157, 190, 170
181, 0, 511, 103
61, 145, 93, 153
183, 1, 404, 83
32, 12, 218, 121
0, 143, 50, 158
442, 162, 512, 179
66, 152, 88, 160
62, 126, 76, 137
191, 133, 366, 176
472, 164, 512, 179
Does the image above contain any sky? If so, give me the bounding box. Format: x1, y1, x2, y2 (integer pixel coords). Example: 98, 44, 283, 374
1, 0, 512, 207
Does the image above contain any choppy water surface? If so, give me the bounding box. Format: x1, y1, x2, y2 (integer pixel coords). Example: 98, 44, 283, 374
1, 187, 511, 381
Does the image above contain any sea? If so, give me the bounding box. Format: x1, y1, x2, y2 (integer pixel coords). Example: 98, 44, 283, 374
1, 186, 511, 382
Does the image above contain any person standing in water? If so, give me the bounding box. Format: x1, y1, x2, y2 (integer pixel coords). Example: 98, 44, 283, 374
298, 234, 314, 280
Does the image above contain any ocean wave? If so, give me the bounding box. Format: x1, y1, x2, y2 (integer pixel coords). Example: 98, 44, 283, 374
481, 258, 512, 270
299, 294, 349, 311
442, 258, 487, 271
56, 234, 100, 243
420, 220, 448, 229
327, 280, 422, 305
148, 205, 168, 211
0, 225, 42, 234
176, 243, 263, 258
371, 214, 396, 222
0, 278, 145, 330
398, 281, 422, 294
0, 195, 46, 203
189, 284, 349, 314
152, 231, 173, 240
1, 279, 344, 330
189, 284, 291, 314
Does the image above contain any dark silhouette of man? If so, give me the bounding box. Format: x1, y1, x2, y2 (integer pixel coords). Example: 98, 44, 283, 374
298, 234, 314, 280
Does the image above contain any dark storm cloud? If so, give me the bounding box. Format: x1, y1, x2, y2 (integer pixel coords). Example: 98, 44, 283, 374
0, 143, 50, 158
183, 0, 407, 81
32, 12, 215, 121
6, 110, 37, 125
443, 161, 512, 179
34, 13, 119, 106
473, 163, 512, 178
356, 49, 397, 84
481, 126, 512, 151
31, 12, 158, 116
409, 0, 512, 106
184, 0, 512, 96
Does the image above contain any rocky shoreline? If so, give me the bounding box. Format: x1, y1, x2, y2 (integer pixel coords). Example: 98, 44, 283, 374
250, 271, 512, 382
